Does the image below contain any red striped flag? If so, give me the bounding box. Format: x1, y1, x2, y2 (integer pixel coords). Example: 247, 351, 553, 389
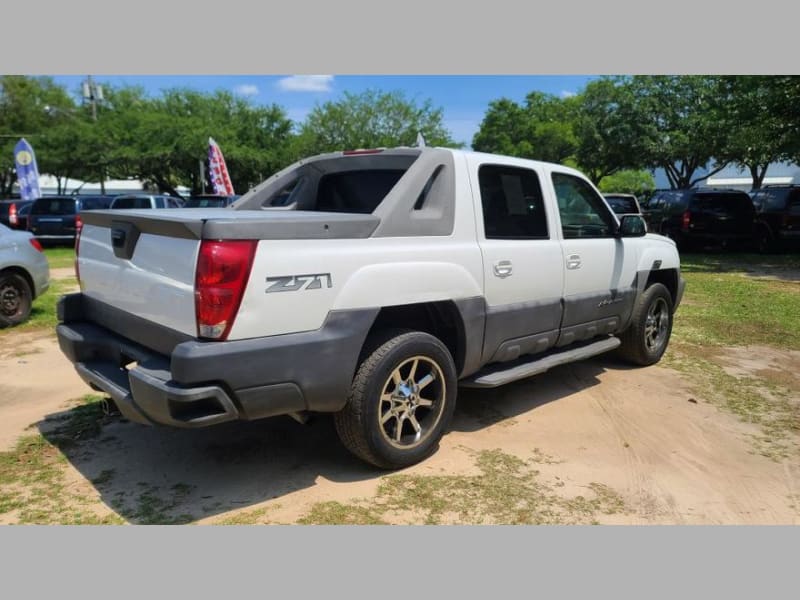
208, 137, 235, 195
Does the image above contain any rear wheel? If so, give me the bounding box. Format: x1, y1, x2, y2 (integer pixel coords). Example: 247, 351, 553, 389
334, 330, 457, 469
618, 283, 673, 366
0, 272, 33, 328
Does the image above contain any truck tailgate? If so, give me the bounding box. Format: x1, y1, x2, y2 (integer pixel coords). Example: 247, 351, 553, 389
78, 220, 201, 337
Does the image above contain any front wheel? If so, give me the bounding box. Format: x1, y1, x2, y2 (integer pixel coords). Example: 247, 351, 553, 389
618, 283, 674, 366
0, 272, 33, 329
334, 330, 457, 469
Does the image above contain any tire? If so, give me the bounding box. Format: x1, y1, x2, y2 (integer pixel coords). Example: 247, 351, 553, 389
617, 283, 674, 366
0, 272, 33, 329
334, 329, 457, 469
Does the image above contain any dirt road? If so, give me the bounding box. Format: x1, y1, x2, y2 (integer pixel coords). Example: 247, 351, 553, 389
1, 329, 797, 524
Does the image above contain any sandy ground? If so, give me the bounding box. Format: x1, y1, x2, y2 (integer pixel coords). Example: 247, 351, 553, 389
1, 328, 797, 524
1, 264, 797, 523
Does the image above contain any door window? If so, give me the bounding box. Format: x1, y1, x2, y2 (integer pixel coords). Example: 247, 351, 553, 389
551, 172, 615, 238
478, 165, 548, 239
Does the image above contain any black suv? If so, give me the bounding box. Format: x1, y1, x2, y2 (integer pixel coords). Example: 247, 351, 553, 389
28, 195, 114, 243
643, 188, 755, 250
748, 185, 800, 253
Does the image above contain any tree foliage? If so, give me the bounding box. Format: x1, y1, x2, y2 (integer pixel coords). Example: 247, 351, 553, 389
472, 92, 577, 163
597, 169, 655, 197
297, 90, 458, 156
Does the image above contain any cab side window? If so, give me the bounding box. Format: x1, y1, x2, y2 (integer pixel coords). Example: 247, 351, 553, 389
551, 172, 615, 238
478, 165, 548, 239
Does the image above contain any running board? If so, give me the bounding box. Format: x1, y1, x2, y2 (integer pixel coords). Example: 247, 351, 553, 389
460, 336, 621, 389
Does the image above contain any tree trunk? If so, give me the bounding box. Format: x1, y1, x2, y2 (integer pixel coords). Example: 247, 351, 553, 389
154, 175, 183, 199
749, 163, 769, 190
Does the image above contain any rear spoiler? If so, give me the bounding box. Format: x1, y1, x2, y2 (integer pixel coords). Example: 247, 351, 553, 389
80, 210, 381, 240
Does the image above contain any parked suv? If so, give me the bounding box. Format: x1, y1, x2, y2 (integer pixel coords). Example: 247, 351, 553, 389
28, 195, 114, 244
110, 194, 183, 209
644, 188, 755, 250
1, 223, 49, 328
748, 185, 800, 253
0, 200, 34, 230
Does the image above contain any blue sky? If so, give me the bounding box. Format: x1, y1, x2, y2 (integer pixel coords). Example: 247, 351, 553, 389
50, 75, 597, 147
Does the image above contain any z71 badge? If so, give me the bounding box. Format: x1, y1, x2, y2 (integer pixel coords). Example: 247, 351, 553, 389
266, 273, 333, 293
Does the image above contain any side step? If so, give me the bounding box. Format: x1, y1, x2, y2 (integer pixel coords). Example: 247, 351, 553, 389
460, 336, 621, 389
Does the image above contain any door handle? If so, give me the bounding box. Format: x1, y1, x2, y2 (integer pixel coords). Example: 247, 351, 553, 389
566, 254, 582, 270
493, 260, 513, 278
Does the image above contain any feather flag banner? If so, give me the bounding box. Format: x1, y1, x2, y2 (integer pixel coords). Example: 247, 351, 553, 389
14, 138, 42, 201
208, 137, 235, 195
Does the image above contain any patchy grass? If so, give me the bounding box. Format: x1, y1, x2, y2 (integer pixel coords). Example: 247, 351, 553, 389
112, 483, 197, 525
43, 246, 75, 270
0, 396, 125, 524
214, 505, 281, 525
297, 449, 627, 525
665, 253, 800, 459
675, 265, 799, 351
664, 346, 799, 460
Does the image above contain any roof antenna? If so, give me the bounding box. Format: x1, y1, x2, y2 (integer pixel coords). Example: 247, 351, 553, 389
416, 131, 426, 148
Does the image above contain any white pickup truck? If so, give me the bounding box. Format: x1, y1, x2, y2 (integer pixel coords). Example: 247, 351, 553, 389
57, 147, 685, 468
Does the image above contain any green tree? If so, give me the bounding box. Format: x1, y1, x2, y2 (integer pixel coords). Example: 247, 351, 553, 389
298, 90, 457, 156
597, 169, 655, 197
472, 92, 577, 163
0, 76, 76, 195
717, 76, 800, 189
624, 76, 729, 189
573, 78, 646, 184
101, 87, 294, 195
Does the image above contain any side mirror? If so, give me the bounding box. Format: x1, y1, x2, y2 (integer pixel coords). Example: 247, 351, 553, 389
617, 214, 647, 237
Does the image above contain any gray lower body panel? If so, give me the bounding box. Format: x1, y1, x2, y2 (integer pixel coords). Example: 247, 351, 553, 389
56, 293, 378, 428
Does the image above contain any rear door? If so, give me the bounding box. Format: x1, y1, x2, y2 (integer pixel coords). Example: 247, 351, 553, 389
786, 190, 800, 239
467, 156, 564, 364
689, 192, 754, 236
550, 170, 639, 347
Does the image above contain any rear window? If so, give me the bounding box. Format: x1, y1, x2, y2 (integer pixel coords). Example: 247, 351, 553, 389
605, 196, 638, 214
186, 197, 228, 208
112, 197, 151, 209
31, 198, 76, 215
79, 197, 112, 210
316, 170, 406, 213
691, 192, 753, 214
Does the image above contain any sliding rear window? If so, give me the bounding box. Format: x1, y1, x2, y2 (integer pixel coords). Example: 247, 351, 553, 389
316, 170, 407, 214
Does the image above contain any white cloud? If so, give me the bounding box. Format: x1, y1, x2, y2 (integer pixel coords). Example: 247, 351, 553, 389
234, 84, 259, 97
277, 75, 334, 93
560, 90, 577, 98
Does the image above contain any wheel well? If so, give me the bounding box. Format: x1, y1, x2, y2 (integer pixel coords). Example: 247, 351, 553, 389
366, 301, 464, 373
645, 268, 678, 304
0, 267, 35, 299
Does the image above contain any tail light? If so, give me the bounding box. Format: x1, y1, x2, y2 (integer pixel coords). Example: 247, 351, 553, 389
9, 203, 17, 226
75, 214, 83, 231
681, 210, 691, 231
195, 240, 257, 340
29, 238, 43, 252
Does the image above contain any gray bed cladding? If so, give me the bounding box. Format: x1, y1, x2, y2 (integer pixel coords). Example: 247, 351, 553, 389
230, 148, 456, 237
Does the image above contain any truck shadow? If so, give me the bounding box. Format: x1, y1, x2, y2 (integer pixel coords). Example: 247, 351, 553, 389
37, 354, 631, 524
452, 356, 623, 432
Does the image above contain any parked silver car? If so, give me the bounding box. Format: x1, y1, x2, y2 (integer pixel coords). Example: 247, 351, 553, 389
0, 224, 50, 328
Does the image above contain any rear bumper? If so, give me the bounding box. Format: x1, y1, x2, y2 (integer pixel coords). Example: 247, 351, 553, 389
56, 293, 377, 428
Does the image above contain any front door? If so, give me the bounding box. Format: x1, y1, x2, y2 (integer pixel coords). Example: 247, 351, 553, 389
550, 171, 639, 347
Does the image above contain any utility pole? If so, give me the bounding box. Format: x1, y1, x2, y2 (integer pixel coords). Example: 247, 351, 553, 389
83, 75, 105, 194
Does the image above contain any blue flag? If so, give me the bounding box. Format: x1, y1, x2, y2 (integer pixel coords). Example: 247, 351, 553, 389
14, 138, 42, 201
